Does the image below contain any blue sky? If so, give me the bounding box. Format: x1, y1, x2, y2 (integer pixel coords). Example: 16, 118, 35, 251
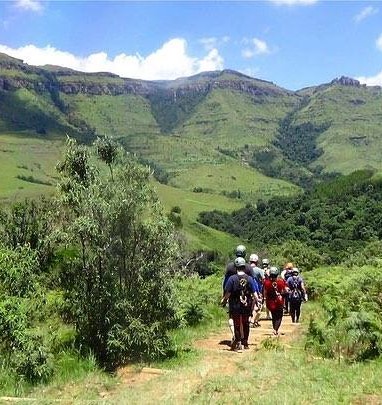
0, 0, 381, 90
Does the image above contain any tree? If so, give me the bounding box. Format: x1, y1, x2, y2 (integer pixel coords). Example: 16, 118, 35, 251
55, 138, 179, 367
94, 135, 118, 181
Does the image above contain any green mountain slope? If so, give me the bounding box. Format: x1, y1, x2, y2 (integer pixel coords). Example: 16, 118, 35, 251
293, 81, 382, 174
1, 54, 382, 231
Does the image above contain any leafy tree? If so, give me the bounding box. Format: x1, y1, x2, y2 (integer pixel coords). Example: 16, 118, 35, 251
199, 170, 382, 264
269, 240, 322, 271
0, 245, 53, 383
55, 138, 179, 367
94, 135, 118, 180
0, 198, 56, 272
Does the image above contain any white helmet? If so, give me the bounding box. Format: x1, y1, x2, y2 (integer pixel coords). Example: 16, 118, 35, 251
235, 244, 246, 258
249, 254, 259, 263
234, 257, 246, 268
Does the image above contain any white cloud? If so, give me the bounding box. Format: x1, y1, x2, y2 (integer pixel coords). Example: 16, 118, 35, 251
354, 6, 378, 23
14, 0, 43, 12
269, 0, 317, 5
241, 37, 270, 59
200, 37, 218, 51
0, 38, 224, 80
377, 33, 382, 51
242, 49, 255, 59
199, 36, 230, 51
252, 38, 270, 54
357, 71, 382, 87
196, 48, 224, 72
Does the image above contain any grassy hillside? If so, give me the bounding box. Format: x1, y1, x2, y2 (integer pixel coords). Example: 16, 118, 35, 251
60, 93, 161, 139
292, 83, 382, 173
0, 88, 72, 135
178, 88, 294, 149
2, 57, 382, 253
0, 133, 63, 203
154, 181, 243, 252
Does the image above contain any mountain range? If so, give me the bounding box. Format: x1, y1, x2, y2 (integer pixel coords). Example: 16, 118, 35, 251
1, 51, 382, 242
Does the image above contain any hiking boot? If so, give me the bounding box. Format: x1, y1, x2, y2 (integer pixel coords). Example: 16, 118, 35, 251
230, 339, 238, 351
236, 343, 243, 352
243, 344, 250, 350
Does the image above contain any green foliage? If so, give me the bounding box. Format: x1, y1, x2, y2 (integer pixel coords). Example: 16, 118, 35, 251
55, 138, 179, 367
94, 135, 118, 180
305, 265, 382, 362
9, 332, 53, 383
260, 337, 282, 351
148, 88, 209, 133
249, 145, 315, 188
199, 170, 382, 265
274, 111, 330, 165
137, 156, 172, 184
16, 175, 52, 186
0, 246, 39, 296
0, 246, 54, 383
172, 273, 221, 328
56, 138, 95, 185
269, 240, 322, 271
0, 198, 56, 271
168, 207, 183, 228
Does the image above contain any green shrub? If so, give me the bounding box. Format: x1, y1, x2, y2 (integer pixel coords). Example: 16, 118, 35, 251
305, 266, 382, 362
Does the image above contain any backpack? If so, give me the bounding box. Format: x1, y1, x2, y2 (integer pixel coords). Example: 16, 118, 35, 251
238, 274, 253, 310
289, 277, 302, 303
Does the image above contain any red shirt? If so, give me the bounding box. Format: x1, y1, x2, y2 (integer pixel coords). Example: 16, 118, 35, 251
264, 278, 286, 312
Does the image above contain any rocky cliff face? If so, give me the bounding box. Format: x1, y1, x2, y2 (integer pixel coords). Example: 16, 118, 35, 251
0, 53, 292, 99
330, 76, 361, 87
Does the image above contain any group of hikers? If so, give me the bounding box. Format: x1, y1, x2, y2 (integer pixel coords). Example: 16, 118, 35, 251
220, 245, 308, 352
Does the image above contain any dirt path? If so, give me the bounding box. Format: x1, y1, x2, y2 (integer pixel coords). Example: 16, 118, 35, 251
111, 314, 301, 403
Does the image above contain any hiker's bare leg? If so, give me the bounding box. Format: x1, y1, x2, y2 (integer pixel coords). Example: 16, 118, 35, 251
229, 318, 235, 337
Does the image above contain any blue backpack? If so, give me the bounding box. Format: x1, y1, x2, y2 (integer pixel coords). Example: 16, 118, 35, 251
289, 276, 302, 303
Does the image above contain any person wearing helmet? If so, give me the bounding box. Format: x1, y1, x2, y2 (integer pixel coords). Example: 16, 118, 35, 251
248, 253, 264, 327
281, 262, 294, 281
261, 258, 271, 320
261, 258, 270, 279
263, 266, 288, 336
281, 262, 294, 314
286, 267, 308, 323
222, 244, 252, 290
221, 256, 258, 351
222, 245, 252, 343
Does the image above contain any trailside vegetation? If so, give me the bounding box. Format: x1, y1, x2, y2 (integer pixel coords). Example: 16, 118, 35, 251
0, 137, 183, 387
198, 169, 382, 266
305, 262, 382, 362
55, 138, 180, 368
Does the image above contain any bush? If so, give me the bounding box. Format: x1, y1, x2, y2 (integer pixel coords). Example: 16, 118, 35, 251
55, 138, 179, 368
269, 240, 322, 271
305, 266, 382, 362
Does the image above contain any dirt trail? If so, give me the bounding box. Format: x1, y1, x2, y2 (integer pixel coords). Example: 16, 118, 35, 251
113, 314, 301, 402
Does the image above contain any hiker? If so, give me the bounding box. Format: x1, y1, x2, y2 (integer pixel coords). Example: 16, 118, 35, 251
286, 267, 308, 323
223, 244, 252, 340
262, 258, 270, 279
249, 253, 264, 327
223, 244, 252, 289
281, 262, 294, 314
261, 258, 272, 320
263, 266, 288, 336
221, 257, 258, 351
